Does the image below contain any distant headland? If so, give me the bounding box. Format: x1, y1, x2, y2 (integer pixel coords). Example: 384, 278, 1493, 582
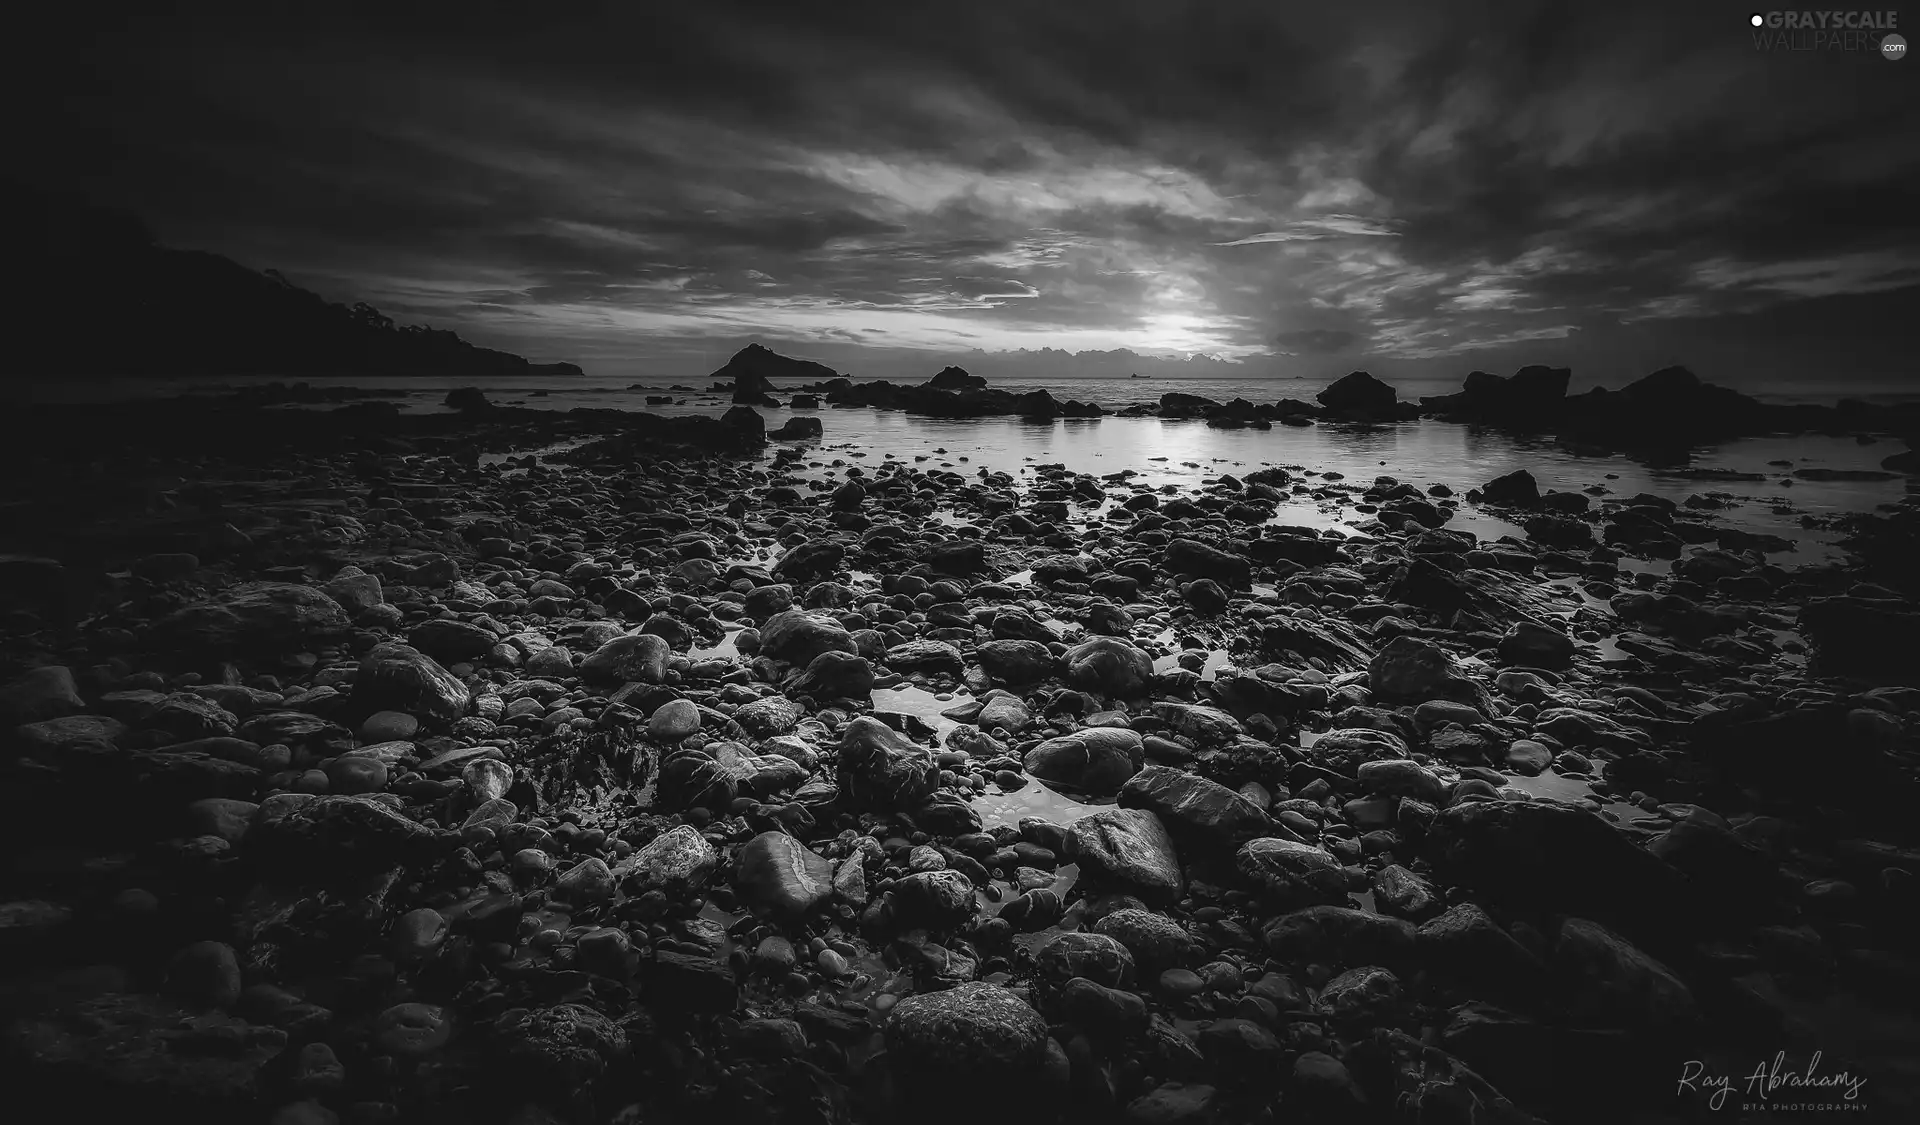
3, 182, 583, 380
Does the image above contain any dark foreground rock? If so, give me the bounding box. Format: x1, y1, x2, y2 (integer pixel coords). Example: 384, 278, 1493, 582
1315, 370, 1403, 419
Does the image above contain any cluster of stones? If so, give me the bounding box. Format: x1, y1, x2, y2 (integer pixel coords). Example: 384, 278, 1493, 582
0, 423, 1916, 1125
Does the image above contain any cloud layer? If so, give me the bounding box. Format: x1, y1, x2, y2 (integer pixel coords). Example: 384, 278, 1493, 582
9, 1, 1916, 385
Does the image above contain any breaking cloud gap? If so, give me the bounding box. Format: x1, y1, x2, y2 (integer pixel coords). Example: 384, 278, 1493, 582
8, 0, 1917, 383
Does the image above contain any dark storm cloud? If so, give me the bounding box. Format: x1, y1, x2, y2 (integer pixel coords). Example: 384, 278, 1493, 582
8, 0, 1915, 382
1274, 330, 1361, 356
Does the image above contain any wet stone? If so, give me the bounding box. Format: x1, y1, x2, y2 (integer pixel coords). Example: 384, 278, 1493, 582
0, 665, 85, 725
733, 831, 835, 919
977, 691, 1032, 732
620, 824, 717, 891
1120, 764, 1284, 848
1554, 916, 1701, 1029
976, 639, 1058, 684
1123, 1082, 1218, 1124
1091, 907, 1198, 975
463, 759, 512, 803
1236, 837, 1349, 907
642, 950, 738, 1014
759, 609, 858, 666
165, 940, 243, 1008
884, 981, 1051, 1092
1036, 931, 1137, 989
1067, 808, 1184, 906
890, 869, 976, 929
1315, 965, 1402, 1026
1023, 728, 1144, 796
1265, 905, 1418, 970
579, 633, 671, 684
359, 711, 419, 742
1196, 1018, 1285, 1081
1370, 864, 1442, 922
1504, 739, 1553, 775
1355, 758, 1447, 802
488, 1004, 626, 1094
354, 642, 468, 724
1057, 976, 1149, 1036
554, 857, 615, 903
837, 716, 937, 810
1063, 637, 1157, 696
391, 908, 449, 962
733, 695, 803, 738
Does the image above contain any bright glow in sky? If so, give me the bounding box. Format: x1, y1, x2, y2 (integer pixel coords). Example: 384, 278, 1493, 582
28, 1, 1917, 383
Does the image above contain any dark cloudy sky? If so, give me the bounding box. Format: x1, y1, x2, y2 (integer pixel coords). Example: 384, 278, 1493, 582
12, 1, 1918, 387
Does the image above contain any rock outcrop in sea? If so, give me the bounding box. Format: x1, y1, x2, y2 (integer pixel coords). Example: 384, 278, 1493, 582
672, 344, 1920, 455
709, 344, 843, 406
804, 368, 1108, 420
1420, 362, 1920, 450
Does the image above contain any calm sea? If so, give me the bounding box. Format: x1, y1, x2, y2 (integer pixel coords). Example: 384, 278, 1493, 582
15, 371, 1917, 567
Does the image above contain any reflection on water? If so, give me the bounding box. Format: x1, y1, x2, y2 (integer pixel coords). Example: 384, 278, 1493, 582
971, 780, 1111, 830
1590, 636, 1633, 664
980, 862, 1081, 919
1299, 726, 1653, 829
476, 436, 594, 470
32, 369, 1920, 410
1543, 578, 1617, 613
687, 625, 744, 662
869, 684, 969, 744
761, 411, 1903, 566
1151, 629, 1233, 681
149, 369, 1900, 566
1502, 768, 1649, 826
74, 371, 1904, 572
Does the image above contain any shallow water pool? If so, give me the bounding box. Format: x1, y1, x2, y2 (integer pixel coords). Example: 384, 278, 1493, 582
971, 780, 1111, 830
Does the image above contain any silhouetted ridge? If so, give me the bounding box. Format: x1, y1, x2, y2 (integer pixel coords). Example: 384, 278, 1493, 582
3, 181, 583, 379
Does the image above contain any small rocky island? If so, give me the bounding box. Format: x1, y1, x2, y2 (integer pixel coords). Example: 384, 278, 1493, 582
1, 346, 1917, 1125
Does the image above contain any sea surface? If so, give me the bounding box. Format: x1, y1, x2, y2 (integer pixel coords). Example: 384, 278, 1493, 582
19, 369, 1920, 409
19, 371, 1918, 567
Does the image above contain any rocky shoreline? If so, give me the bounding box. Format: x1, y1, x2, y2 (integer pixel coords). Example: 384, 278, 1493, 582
2, 392, 1917, 1125
781, 361, 1920, 460
668, 340, 1920, 456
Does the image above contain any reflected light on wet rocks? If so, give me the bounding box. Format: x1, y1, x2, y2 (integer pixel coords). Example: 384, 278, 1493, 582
546, 398, 1892, 564
1499, 768, 1652, 828
687, 625, 745, 662
101, 371, 1910, 564
866, 683, 1119, 830
475, 436, 596, 472
869, 683, 969, 743
17, 365, 1919, 1125
1150, 634, 1233, 682
972, 781, 1111, 831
